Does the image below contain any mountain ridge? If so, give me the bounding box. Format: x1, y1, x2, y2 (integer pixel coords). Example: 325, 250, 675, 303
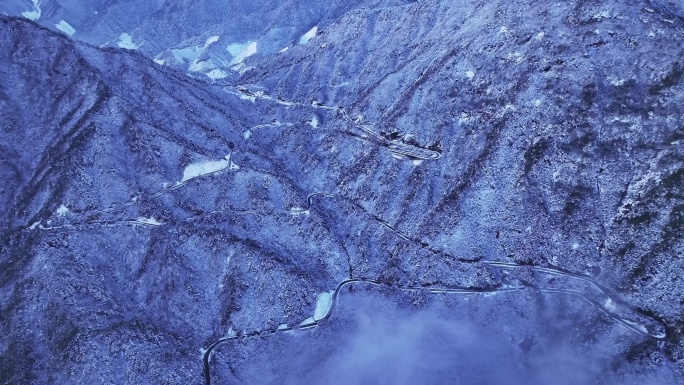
1, 2, 684, 382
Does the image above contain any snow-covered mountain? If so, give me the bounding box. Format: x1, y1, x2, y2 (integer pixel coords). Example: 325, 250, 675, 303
2, 1, 684, 384
1, 0, 416, 79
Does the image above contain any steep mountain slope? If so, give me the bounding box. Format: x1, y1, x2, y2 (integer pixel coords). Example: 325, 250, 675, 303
0, 0, 418, 78
0, 15, 345, 384
1, 0, 684, 383
245, 0, 684, 321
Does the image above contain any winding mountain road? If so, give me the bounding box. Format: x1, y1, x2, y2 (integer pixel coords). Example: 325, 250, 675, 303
202, 267, 670, 384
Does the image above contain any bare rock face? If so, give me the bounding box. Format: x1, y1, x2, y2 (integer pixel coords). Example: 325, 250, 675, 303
1, 0, 684, 384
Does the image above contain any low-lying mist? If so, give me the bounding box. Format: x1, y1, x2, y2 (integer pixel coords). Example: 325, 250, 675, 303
218, 291, 676, 385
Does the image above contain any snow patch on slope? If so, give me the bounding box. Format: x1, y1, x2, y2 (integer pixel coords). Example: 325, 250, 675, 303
206, 69, 228, 80
300, 317, 316, 327
172, 46, 201, 64
180, 155, 237, 182
313, 291, 333, 321
165, 36, 227, 78
205, 35, 220, 46
229, 41, 257, 65
55, 204, 69, 216
55, 20, 75, 36
299, 26, 318, 45
22, 0, 41, 20
118, 33, 138, 49
226, 42, 249, 57
135, 216, 164, 226
187, 36, 222, 72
